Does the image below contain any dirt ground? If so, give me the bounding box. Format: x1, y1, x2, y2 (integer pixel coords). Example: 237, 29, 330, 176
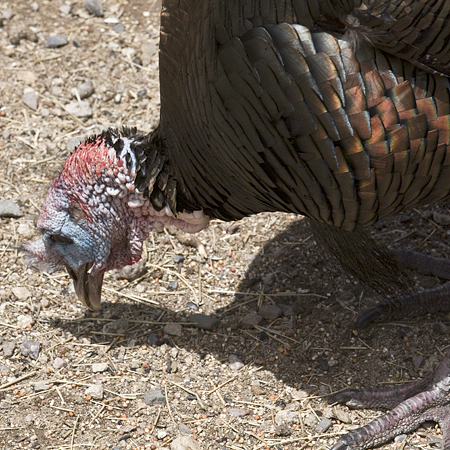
0, 1, 449, 450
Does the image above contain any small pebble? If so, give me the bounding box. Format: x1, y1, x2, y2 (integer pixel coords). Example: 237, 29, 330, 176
186, 302, 198, 310
262, 273, 277, 287
112, 24, 125, 33
250, 381, 265, 396
143, 389, 166, 406
85, 384, 104, 400
20, 340, 40, 360
333, 407, 352, 424
45, 34, 68, 48
164, 323, 182, 336
315, 417, 333, 433
22, 89, 38, 111
34, 382, 51, 392
66, 136, 83, 151
170, 435, 201, 450
275, 410, 299, 426
240, 312, 262, 328
3, 341, 16, 357
189, 314, 220, 330
92, 363, 109, 373
17, 315, 34, 328
228, 354, 244, 371
173, 255, 185, 264
291, 389, 308, 400
157, 430, 167, 440
65, 100, 92, 118
167, 280, 178, 290
394, 435, 408, 444
229, 407, 248, 417
53, 357, 67, 370
178, 423, 192, 435
76, 81, 94, 99
412, 355, 424, 370
13, 287, 31, 300
258, 304, 282, 320
84, 0, 103, 17
0, 199, 23, 218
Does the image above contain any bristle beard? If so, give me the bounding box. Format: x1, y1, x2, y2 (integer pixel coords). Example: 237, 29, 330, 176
308, 219, 412, 298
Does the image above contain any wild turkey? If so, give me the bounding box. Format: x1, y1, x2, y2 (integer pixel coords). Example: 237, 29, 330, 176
25, 0, 450, 448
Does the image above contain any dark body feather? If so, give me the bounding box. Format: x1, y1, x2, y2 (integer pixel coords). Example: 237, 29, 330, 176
153, 0, 450, 234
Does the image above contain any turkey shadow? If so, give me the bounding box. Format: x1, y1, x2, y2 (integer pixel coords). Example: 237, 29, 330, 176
48, 203, 450, 397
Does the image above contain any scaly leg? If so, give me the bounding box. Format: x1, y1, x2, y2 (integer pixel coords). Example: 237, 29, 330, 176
330, 352, 450, 449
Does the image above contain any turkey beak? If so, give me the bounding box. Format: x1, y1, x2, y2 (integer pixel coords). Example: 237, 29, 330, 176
65, 263, 104, 310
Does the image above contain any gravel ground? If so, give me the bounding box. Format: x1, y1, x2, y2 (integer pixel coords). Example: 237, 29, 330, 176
1, 1, 449, 450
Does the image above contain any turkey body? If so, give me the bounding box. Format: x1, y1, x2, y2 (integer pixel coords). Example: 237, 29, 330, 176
26, 1, 450, 449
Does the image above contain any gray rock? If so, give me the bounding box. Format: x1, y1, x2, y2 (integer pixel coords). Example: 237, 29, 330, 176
84, 0, 103, 17
275, 410, 299, 426
85, 384, 104, 400
17, 223, 33, 237
17, 314, 34, 328
2, 11, 15, 20
178, 423, 192, 435
112, 24, 125, 33
143, 389, 166, 406
228, 354, 244, 371
65, 101, 92, 118
186, 302, 198, 310
0, 363, 10, 374
258, 304, 282, 320
229, 407, 248, 417
263, 273, 277, 287
250, 381, 265, 395
291, 389, 308, 400
274, 424, 291, 436
76, 81, 94, 99
0, 199, 23, 218
164, 323, 182, 336
173, 255, 185, 263
92, 363, 108, 373
22, 90, 38, 111
13, 287, 31, 300
2, 341, 15, 357
167, 280, 178, 290
394, 434, 408, 444
170, 435, 201, 450
189, 314, 220, 330
412, 355, 424, 370
333, 407, 352, 424
240, 312, 262, 328
102, 318, 129, 335
303, 412, 318, 427
315, 417, 333, 433
34, 382, 50, 392
66, 136, 83, 151
20, 340, 40, 360
53, 357, 67, 369
45, 34, 68, 48
157, 430, 167, 440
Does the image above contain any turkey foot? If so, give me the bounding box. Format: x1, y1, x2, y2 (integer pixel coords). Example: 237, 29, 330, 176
356, 250, 450, 328
329, 352, 450, 450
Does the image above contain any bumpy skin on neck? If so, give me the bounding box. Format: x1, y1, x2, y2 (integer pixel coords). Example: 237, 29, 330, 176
25, 129, 209, 309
